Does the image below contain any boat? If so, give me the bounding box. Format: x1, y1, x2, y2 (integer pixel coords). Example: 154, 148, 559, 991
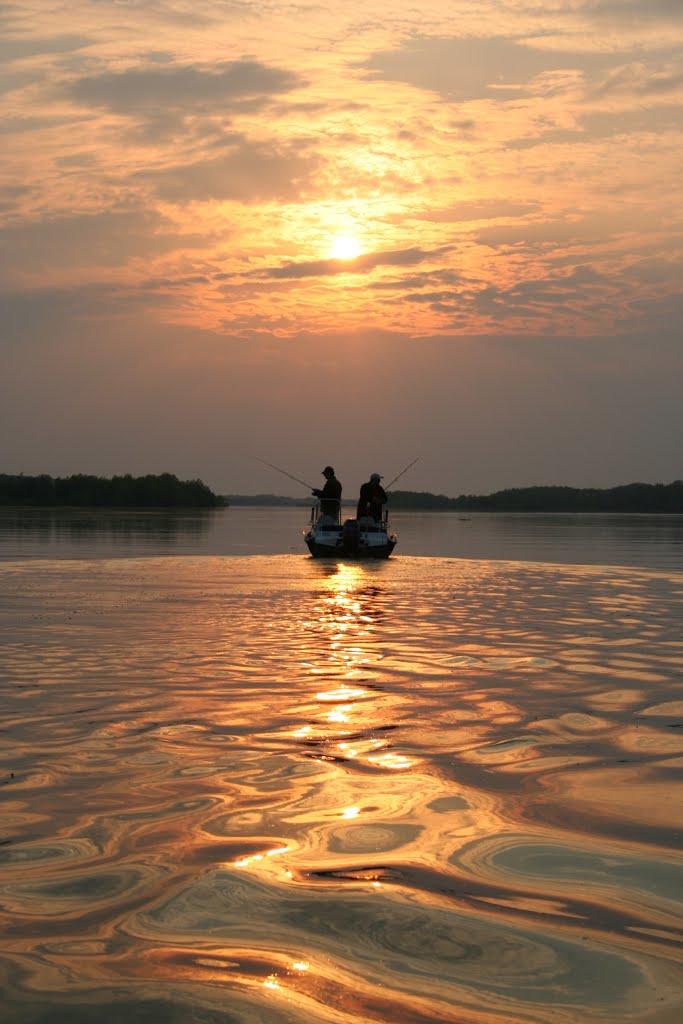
304, 503, 397, 558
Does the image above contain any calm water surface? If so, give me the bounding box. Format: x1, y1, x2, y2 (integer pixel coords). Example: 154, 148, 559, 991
0, 512, 682, 1023
0, 506, 681, 568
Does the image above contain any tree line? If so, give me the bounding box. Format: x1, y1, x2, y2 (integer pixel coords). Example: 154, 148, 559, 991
388, 482, 683, 513
0, 474, 224, 508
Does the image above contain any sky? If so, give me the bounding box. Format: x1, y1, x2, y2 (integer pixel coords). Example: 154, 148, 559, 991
1, 0, 681, 496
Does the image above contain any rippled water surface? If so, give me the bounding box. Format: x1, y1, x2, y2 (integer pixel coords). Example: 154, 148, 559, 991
1, 551, 682, 1023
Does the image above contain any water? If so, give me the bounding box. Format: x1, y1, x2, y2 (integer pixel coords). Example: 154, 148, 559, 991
1, 507, 682, 568
0, 512, 682, 1023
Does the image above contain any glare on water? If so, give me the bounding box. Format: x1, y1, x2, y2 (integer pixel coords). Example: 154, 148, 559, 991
0, 550, 681, 1023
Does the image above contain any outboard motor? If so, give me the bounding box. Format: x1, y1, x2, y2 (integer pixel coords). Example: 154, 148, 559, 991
341, 518, 360, 556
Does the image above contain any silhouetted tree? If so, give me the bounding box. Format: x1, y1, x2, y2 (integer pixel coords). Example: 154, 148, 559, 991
0, 473, 224, 508
387, 483, 683, 513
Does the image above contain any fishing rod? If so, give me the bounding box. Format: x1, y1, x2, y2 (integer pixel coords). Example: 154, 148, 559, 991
250, 455, 315, 491
385, 457, 420, 490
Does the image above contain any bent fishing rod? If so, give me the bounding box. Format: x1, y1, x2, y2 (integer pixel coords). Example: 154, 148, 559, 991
385, 457, 420, 490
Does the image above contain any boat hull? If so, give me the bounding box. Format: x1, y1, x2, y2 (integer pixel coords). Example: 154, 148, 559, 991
305, 536, 396, 559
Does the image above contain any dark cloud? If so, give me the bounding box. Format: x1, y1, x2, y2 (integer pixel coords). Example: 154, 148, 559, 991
369, 269, 463, 291
506, 128, 586, 150
592, 60, 683, 96
0, 68, 39, 95
260, 246, 447, 280
404, 290, 458, 304
139, 274, 210, 290
582, 0, 683, 23
363, 35, 616, 102
0, 208, 205, 276
67, 59, 303, 114
385, 266, 618, 323
0, 183, 30, 213
509, 104, 683, 149
620, 290, 683, 330
0, 114, 84, 135
474, 211, 659, 250
144, 140, 319, 202
470, 266, 611, 322
0, 34, 91, 62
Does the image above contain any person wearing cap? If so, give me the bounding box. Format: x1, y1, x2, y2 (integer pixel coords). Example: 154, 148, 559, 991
312, 466, 342, 520
357, 473, 387, 522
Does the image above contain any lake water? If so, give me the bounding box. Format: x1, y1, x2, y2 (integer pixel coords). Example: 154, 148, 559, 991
1, 506, 682, 568
0, 510, 682, 1023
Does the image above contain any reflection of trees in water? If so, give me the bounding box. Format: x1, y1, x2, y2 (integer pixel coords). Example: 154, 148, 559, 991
0, 508, 215, 544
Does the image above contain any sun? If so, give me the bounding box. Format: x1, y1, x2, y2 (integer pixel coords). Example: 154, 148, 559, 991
330, 235, 362, 261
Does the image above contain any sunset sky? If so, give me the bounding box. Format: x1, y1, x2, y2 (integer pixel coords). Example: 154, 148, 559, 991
1, 0, 681, 495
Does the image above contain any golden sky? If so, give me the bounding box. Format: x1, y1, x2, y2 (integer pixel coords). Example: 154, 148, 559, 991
1, 1, 682, 489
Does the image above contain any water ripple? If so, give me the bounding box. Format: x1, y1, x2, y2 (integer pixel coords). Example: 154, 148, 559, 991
0, 555, 681, 1023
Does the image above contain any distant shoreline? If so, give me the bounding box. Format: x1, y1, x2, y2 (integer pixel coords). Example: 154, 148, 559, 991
2, 478, 680, 513
226, 481, 683, 514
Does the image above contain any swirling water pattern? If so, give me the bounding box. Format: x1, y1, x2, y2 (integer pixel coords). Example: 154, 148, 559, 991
0, 555, 681, 1023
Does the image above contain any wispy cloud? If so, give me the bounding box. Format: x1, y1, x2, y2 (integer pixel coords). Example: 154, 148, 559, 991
258, 246, 448, 279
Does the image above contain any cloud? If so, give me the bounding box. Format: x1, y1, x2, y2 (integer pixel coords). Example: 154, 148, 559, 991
144, 139, 320, 202
0, 33, 91, 63
363, 35, 616, 102
0, 114, 84, 135
0, 68, 40, 95
0, 208, 205, 278
67, 59, 303, 114
592, 60, 683, 96
412, 200, 538, 223
259, 246, 446, 280
469, 266, 612, 322
0, 183, 30, 214
507, 100, 683, 149
380, 265, 623, 328
369, 269, 463, 291
474, 210, 662, 250
581, 0, 683, 23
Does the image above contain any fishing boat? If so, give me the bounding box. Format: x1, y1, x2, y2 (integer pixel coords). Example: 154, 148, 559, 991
304, 504, 397, 559
251, 454, 417, 560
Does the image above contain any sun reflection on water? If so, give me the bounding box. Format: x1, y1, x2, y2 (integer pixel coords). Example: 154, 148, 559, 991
1, 556, 681, 1023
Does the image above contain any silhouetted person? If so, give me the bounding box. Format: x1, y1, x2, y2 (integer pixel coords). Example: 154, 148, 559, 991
313, 466, 342, 520
357, 473, 387, 522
